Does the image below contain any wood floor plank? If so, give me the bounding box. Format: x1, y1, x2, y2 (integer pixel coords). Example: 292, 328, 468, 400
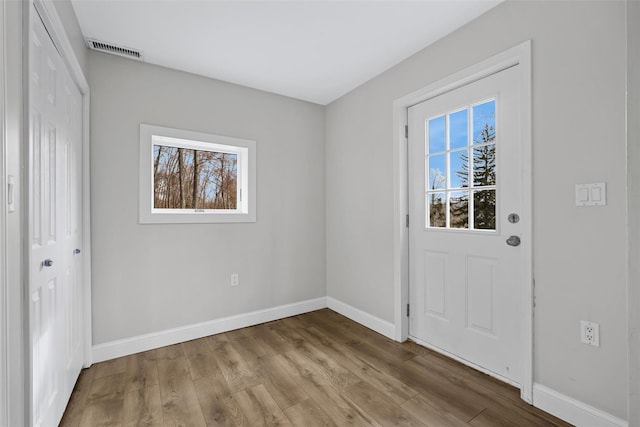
408, 354, 570, 426
78, 372, 127, 427
343, 380, 427, 427
271, 321, 362, 392
345, 341, 486, 422
157, 356, 206, 427
468, 407, 549, 427
298, 326, 418, 405
300, 310, 361, 344
248, 322, 297, 354
59, 368, 96, 427
156, 343, 186, 360
275, 353, 379, 427
78, 396, 125, 427
122, 383, 164, 426
241, 323, 288, 356
284, 340, 360, 392
401, 394, 472, 427
182, 336, 215, 357
283, 398, 336, 427
209, 335, 262, 393
64, 310, 570, 427
187, 351, 222, 381
93, 357, 128, 380
193, 371, 246, 427
279, 315, 312, 331
86, 372, 127, 401
227, 328, 277, 370
259, 356, 309, 410
125, 350, 159, 392
234, 384, 292, 427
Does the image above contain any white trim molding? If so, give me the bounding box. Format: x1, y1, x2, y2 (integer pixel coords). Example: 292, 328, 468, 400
392, 40, 533, 403
93, 297, 327, 363
327, 297, 396, 340
0, 0, 8, 424
533, 384, 628, 427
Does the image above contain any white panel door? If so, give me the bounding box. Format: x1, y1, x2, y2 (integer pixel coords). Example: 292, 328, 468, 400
29, 8, 84, 427
408, 66, 523, 385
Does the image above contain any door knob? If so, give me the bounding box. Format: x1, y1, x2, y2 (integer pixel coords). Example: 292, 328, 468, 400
506, 236, 521, 247
74, 248, 81, 254
43, 259, 53, 267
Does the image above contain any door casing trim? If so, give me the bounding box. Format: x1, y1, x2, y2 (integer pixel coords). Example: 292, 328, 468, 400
392, 40, 532, 403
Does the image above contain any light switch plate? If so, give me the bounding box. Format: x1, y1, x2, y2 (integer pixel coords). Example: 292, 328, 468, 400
575, 182, 606, 207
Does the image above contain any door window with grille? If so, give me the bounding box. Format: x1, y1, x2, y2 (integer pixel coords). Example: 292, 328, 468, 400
426, 100, 496, 230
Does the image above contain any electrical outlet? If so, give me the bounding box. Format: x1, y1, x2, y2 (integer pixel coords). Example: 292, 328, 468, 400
581, 320, 600, 347
230, 273, 239, 287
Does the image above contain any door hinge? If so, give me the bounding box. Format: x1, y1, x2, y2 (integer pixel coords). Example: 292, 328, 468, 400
405, 124, 408, 139
406, 303, 410, 317
405, 214, 409, 228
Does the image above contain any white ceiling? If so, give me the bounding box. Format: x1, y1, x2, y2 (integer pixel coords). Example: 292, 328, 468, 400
71, 0, 503, 105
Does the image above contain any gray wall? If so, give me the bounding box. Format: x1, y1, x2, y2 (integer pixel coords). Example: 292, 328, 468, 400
326, 0, 627, 419
89, 52, 326, 345
628, 0, 640, 423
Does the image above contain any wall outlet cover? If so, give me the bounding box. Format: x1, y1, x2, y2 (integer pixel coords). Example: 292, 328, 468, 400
580, 320, 600, 347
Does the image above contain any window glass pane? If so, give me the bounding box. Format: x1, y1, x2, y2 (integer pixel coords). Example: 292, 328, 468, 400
428, 154, 446, 190
428, 192, 446, 228
473, 189, 496, 230
428, 116, 446, 153
449, 150, 469, 189
472, 144, 496, 187
449, 109, 468, 150
473, 100, 496, 145
449, 191, 469, 229
153, 144, 237, 210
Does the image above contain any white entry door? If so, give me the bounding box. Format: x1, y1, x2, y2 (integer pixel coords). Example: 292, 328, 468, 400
408, 65, 524, 385
29, 8, 84, 426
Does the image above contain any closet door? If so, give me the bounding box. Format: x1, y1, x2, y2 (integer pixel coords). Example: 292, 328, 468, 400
29, 7, 84, 426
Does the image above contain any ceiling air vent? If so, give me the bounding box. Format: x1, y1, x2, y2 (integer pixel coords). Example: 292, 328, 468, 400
87, 39, 143, 61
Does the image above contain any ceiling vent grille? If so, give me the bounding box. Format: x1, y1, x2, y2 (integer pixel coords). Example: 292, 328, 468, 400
87, 39, 143, 60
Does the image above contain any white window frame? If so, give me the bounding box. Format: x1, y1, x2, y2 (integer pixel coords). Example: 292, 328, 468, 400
139, 124, 256, 224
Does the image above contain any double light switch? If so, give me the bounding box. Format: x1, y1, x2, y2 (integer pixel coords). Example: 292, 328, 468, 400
575, 182, 606, 207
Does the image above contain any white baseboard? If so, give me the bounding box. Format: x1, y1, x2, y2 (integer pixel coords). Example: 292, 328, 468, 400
92, 297, 327, 363
92, 296, 396, 364
326, 297, 395, 340
533, 384, 628, 427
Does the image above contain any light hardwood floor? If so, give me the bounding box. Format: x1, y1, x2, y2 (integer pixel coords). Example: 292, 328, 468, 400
60, 309, 571, 426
